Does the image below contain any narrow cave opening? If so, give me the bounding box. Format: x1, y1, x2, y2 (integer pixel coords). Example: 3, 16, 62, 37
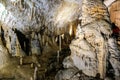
1, 26, 6, 47
106, 60, 115, 79
14, 29, 30, 56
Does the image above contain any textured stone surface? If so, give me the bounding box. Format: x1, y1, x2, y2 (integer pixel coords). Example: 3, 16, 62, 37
109, 0, 120, 28
55, 68, 80, 80
0, 0, 82, 57
0, 0, 120, 80
56, 0, 120, 79
0, 40, 10, 69
0, 0, 82, 35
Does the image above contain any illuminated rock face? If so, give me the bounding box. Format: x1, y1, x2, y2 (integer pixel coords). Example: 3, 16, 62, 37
0, 0, 82, 56
0, 39, 9, 69
69, 20, 112, 78
0, 0, 82, 79
72, 0, 111, 78
109, 0, 120, 28
56, 0, 120, 79
0, 0, 120, 80
0, 0, 82, 35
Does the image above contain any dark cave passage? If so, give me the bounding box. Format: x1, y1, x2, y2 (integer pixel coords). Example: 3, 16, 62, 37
14, 29, 30, 56
1, 26, 6, 47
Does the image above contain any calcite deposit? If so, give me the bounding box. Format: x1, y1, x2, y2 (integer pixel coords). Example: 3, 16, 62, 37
0, 0, 120, 80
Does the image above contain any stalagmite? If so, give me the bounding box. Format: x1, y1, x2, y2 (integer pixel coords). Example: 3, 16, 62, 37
33, 67, 38, 80
59, 35, 61, 51
20, 56, 23, 65
30, 77, 33, 80
42, 35, 45, 46
31, 63, 34, 68
19, 0, 24, 11
57, 50, 60, 63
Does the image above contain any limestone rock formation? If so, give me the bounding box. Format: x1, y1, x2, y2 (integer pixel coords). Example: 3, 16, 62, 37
0, 37, 10, 69
56, 0, 120, 80
109, 0, 120, 28
0, 0, 120, 80
0, 0, 82, 35
0, 0, 82, 56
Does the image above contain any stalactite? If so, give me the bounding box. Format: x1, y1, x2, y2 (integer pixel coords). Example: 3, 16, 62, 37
15, 35, 19, 57
59, 35, 61, 51
0, 0, 6, 7
30, 2, 35, 20
30, 32, 41, 55
6, 36, 11, 53
33, 2, 35, 19
30, 7, 33, 20
31, 32, 35, 39
16, 36, 23, 57
46, 29, 48, 46
52, 36, 55, 44
61, 34, 64, 40
23, 41, 26, 50
38, 33, 42, 46
55, 36, 58, 43
42, 35, 45, 46
69, 23, 73, 36
34, 33, 37, 40
45, 38, 48, 46
19, 0, 25, 11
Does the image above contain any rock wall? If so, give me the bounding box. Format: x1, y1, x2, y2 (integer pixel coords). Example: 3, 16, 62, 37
109, 0, 120, 28
0, 34, 10, 69
56, 0, 120, 79
0, 0, 120, 80
0, 0, 82, 35
0, 0, 82, 56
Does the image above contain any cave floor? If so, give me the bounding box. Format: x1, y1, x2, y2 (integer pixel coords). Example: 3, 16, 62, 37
0, 47, 70, 80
